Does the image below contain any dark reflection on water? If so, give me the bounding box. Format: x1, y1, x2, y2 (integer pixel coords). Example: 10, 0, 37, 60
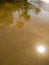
0, 1, 49, 65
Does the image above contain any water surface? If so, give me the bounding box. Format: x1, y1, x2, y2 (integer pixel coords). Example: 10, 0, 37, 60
0, 2, 49, 65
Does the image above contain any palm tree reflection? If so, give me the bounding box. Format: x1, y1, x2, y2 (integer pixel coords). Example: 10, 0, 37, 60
18, 2, 41, 25
20, 3, 30, 21
34, 7, 41, 14
16, 3, 31, 28
16, 10, 24, 28
0, 1, 41, 29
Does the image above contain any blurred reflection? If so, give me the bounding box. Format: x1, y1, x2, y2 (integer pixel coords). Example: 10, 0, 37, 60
0, 11, 13, 29
0, 1, 41, 29
20, 3, 31, 21
12, 2, 41, 28
16, 10, 24, 28
34, 7, 41, 14
16, 21, 24, 28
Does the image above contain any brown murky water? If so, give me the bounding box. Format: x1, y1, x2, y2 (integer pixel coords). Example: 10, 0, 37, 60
0, 1, 49, 65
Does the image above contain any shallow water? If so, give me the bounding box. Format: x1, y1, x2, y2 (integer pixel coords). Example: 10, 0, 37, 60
0, 1, 49, 65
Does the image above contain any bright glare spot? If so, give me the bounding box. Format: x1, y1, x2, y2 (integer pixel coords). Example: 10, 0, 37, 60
43, 0, 49, 3
37, 46, 45, 53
